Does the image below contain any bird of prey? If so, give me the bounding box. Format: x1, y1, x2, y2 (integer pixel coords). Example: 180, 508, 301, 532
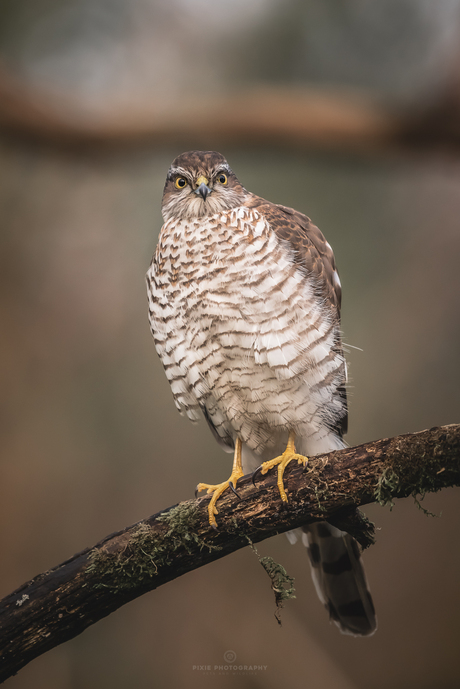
146, 150, 376, 636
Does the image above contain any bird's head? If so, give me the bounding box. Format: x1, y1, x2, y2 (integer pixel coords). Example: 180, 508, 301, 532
161, 150, 248, 222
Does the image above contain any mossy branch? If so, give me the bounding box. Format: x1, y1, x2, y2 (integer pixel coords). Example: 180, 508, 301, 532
1, 424, 460, 683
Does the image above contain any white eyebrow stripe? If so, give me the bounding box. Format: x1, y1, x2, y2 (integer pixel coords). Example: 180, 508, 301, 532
215, 163, 231, 174
168, 166, 189, 177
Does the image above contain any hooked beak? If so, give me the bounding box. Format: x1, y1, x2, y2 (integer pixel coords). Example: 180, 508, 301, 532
194, 175, 212, 201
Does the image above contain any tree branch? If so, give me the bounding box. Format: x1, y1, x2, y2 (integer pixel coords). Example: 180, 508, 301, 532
1, 424, 459, 682
0, 63, 445, 154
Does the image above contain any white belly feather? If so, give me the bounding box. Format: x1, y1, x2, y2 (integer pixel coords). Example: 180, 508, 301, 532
147, 207, 345, 467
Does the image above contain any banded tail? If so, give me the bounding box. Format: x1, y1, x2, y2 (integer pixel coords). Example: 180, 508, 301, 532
302, 522, 377, 636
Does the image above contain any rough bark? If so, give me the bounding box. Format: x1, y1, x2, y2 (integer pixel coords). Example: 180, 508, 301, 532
1, 424, 459, 683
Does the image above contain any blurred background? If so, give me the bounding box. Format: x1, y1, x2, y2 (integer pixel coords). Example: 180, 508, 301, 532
1, 1, 460, 688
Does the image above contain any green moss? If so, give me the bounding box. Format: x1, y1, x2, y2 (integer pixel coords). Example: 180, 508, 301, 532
260, 557, 295, 601
86, 522, 163, 591
303, 457, 331, 512
86, 501, 220, 591
412, 495, 438, 518
374, 467, 400, 509
247, 539, 295, 625
157, 501, 220, 553
375, 446, 443, 514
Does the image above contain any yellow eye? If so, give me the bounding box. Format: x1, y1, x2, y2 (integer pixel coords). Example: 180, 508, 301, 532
175, 177, 187, 189
218, 173, 227, 185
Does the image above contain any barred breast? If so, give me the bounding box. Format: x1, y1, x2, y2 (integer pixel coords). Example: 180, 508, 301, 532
146, 206, 346, 470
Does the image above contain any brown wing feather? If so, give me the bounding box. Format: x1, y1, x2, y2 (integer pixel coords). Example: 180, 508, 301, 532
244, 196, 348, 437
245, 197, 341, 309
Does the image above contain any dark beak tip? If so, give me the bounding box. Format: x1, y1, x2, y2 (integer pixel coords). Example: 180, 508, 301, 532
196, 183, 211, 201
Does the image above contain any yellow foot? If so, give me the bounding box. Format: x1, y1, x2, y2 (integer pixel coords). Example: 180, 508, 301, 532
196, 438, 243, 529
258, 431, 308, 502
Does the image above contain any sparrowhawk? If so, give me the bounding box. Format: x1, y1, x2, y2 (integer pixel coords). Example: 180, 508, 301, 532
146, 150, 376, 636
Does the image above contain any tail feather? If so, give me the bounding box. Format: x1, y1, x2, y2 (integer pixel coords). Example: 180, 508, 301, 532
302, 522, 377, 636
243, 434, 376, 635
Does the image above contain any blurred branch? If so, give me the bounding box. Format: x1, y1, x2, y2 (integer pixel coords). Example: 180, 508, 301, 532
0, 60, 455, 154
1, 423, 459, 682
404, 51, 460, 150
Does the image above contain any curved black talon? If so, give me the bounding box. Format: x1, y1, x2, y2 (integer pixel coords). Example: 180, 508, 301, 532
252, 465, 264, 487
228, 481, 242, 500
195, 485, 200, 499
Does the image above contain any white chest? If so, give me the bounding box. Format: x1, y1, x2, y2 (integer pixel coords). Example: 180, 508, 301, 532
147, 207, 343, 451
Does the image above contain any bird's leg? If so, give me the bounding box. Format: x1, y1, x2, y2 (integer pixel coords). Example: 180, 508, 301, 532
254, 431, 308, 502
196, 438, 244, 529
